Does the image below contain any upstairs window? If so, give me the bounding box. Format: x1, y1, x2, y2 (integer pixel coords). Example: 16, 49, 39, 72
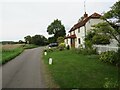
78, 28, 80, 33
74, 31, 75, 34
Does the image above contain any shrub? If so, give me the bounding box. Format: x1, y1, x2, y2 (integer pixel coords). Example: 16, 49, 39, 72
57, 37, 64, 44
85, 40, 93, 49
46, 47, 58, 52
99, 51, 119, 65
75, 48, 97, 55
58, 43, 65, 51
92, 35, 110, 45
103, 78, 118, 88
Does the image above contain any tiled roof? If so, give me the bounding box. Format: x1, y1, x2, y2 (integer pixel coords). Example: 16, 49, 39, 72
69, 12, 101, 32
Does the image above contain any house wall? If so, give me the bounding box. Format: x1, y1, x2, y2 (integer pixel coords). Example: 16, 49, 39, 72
65, 18, 106, 49
70, 31, 75, 35
64, 33, 72, 48
74, 18, 104, 48
64, 38, 71, 47
75, 26, 85, 48
75, 19, 103, 48
85, 19, 104, 33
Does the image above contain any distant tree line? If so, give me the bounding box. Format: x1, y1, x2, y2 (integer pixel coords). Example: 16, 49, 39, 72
24, 34, 48, 46
1, 41, 18, 45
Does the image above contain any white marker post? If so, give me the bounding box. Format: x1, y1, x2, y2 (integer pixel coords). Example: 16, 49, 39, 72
49, 58, 52, 65
44, 52, 47, 55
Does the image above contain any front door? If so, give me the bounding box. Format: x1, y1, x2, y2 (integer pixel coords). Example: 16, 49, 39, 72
71, 38, 75, 48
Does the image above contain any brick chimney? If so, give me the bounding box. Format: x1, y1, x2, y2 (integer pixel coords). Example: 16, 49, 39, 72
84, 12, 88, 18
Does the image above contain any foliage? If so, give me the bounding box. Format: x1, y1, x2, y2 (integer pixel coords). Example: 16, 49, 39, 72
2, 47, 24, 64
48, 37, 56, 43
47, 19, 66, 42
92, 34, 110, 45
104, 1, 120, 21
57, 37, 64, 44
1, 44, 38, 64
99, 51, 119, 65
24, 35, 48, 46
58, 43, 65, 51
85, 40, 93, 49
43, 50, 118, 88
85, 31, 95, 48
85, 31, 95, 41
103, 1, 120, 44
75, 47, 97, 55
89, 22, 114, 45
24, 35, 32, 44
31, 35, 48, 46
85, 23, 112, 48
18, 40, 25, 44
103, 78, 118, 88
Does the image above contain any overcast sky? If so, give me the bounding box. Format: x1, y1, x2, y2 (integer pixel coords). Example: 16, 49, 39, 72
0, 0, 118, 41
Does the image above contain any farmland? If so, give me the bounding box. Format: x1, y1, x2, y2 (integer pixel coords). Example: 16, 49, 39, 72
1, 44, 38, 64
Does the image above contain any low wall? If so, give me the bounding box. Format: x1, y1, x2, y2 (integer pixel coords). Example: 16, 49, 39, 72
93, 45, 119, 54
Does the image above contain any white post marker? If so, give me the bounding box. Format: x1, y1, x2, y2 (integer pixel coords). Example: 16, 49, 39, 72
44, 52, 47, 55
49, 58, 52, 65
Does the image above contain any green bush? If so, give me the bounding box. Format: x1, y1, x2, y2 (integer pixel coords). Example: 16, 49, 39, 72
92, 35, 110, 45
46, 47, 58, 52
85, 40, 93, 49
103, 78, 118, 88
75, 48, 97, 55
99, 51, 119, 65
58, 43, 65, 51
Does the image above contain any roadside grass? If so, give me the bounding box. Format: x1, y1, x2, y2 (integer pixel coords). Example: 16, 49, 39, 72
1, 47, 24, 64
43, 50, 118, 88
1, 44, 39, 64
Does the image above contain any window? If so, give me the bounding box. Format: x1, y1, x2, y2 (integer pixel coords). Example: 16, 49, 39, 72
78, 38, 81, 44
66, 39, 68, 44
74, 31, 75, 34
78, 28, 80, 33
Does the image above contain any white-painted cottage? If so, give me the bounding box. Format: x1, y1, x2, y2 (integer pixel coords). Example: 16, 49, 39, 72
65, 12, 104, 48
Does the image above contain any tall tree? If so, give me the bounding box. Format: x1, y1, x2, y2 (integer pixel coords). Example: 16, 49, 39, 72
24, 35, 48, 45
86, 22, 113, 45
31, 35, 48, 46
24, 35, 32, 44
47, 19, 66, 42
102, 1, 120, 45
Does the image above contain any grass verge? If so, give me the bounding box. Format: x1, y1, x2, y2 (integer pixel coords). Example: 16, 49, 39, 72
43, 50, 118, 88
1, 44, 39, 64
41, 54, 59, 88
1, 47, 24, 64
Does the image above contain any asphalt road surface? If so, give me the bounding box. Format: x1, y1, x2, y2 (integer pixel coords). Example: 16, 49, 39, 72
2, 47, 46, 88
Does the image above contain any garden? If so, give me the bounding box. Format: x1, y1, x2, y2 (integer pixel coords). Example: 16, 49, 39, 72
43, 46, 119, 88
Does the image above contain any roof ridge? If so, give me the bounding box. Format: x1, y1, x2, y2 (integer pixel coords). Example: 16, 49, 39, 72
69, 12, 101, 32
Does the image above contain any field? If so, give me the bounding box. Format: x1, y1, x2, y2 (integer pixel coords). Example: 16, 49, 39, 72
43, 50, 118, 88
1, 44, 24, 64
1, 44, 38, 64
